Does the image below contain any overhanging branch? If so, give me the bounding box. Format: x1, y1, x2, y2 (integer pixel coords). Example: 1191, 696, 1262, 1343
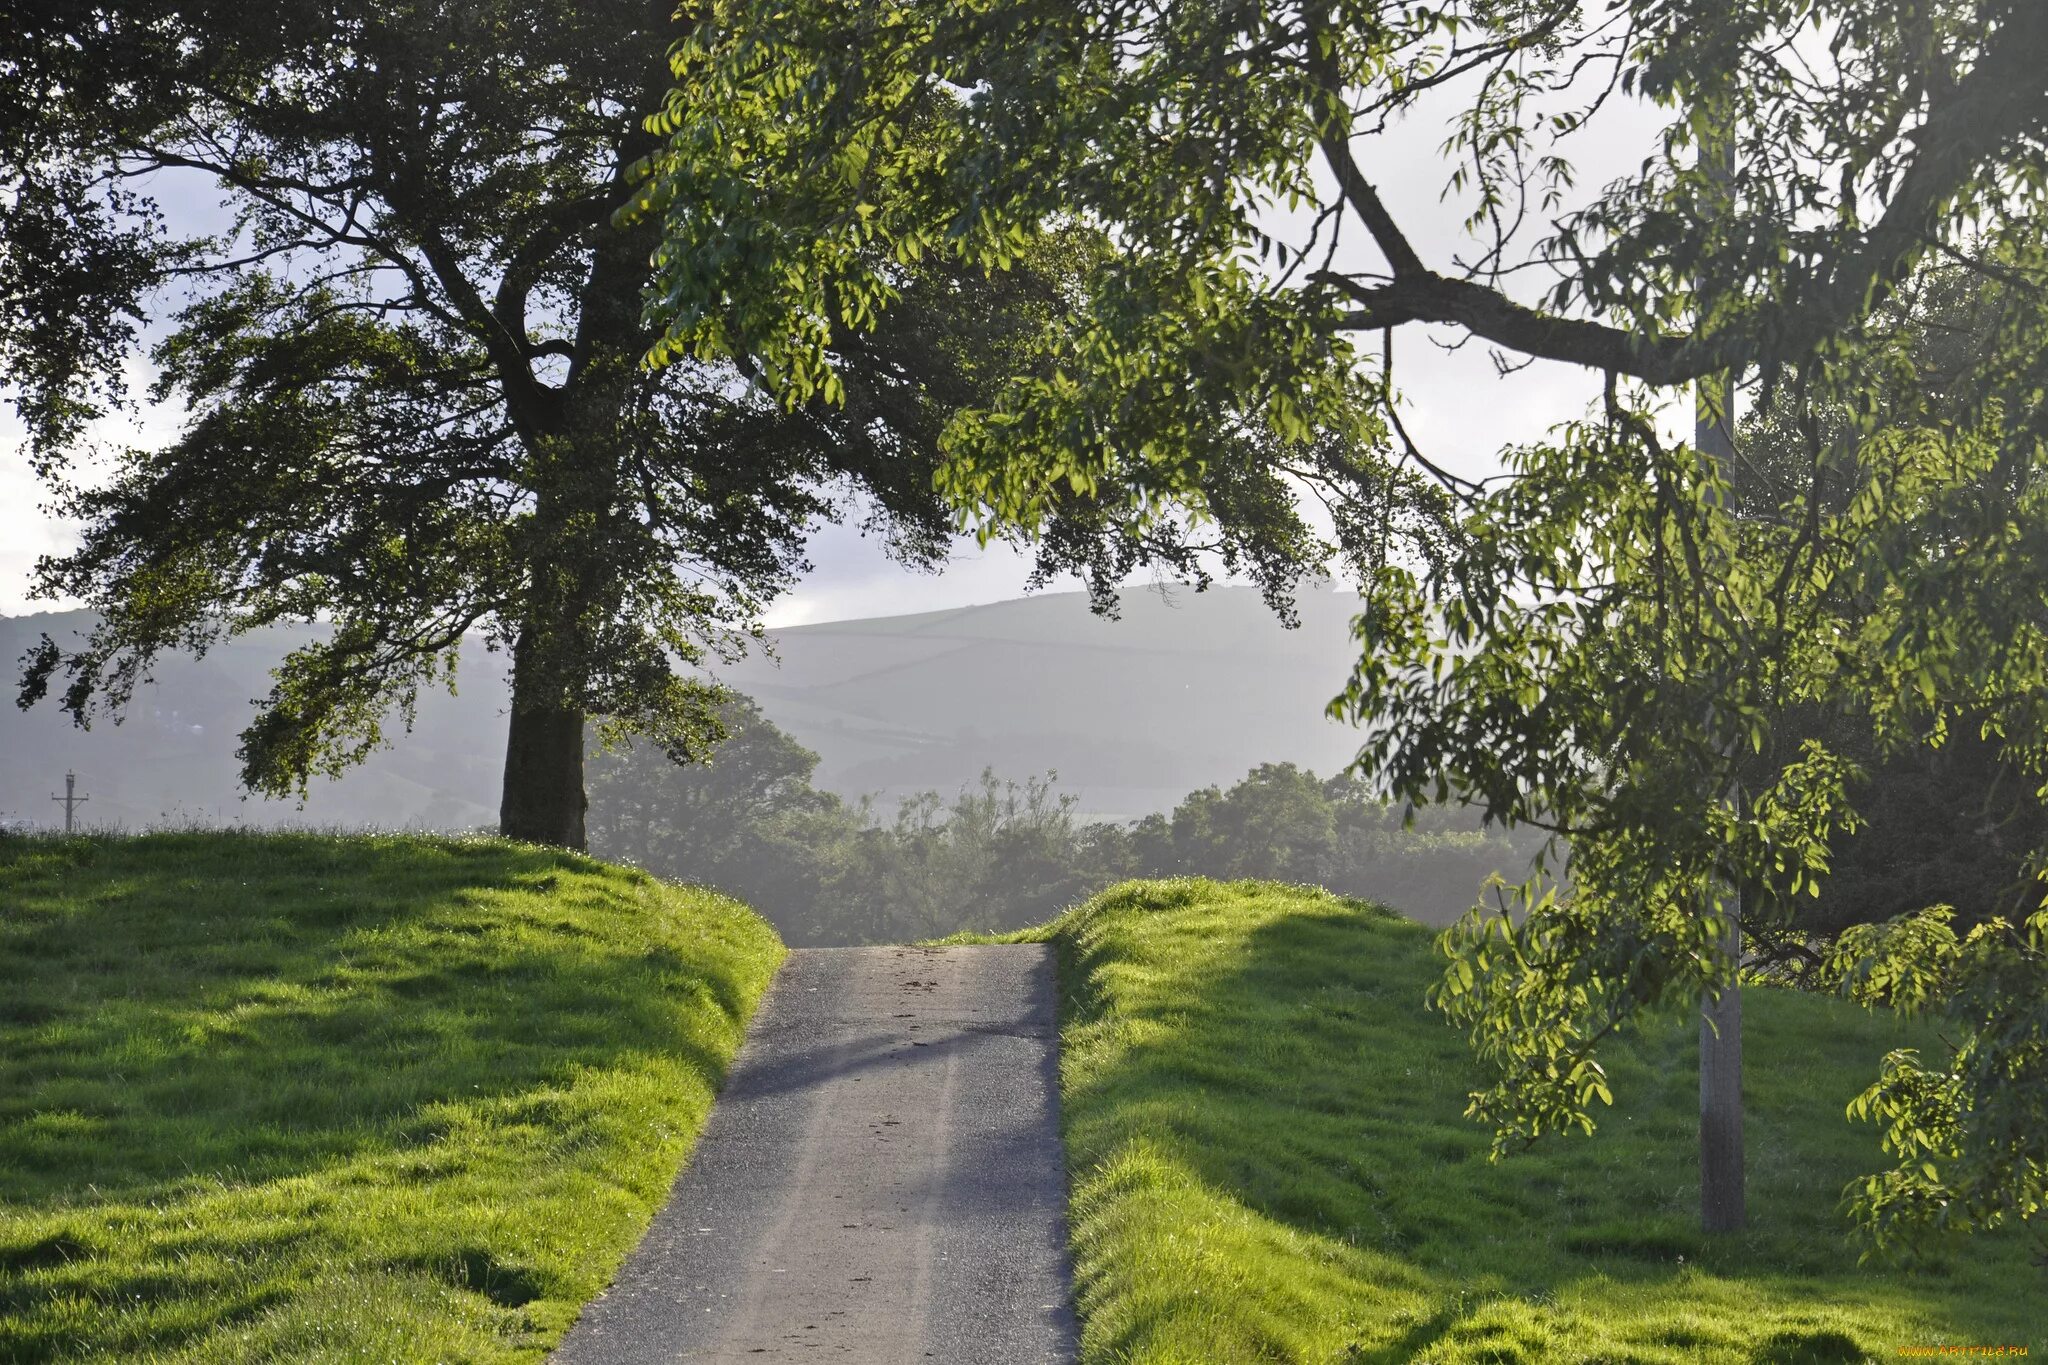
1305, 0, 2048, 388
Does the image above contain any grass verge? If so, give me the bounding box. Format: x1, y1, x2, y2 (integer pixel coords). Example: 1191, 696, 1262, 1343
1006, 878, 2041, 1364
0, 830, 783, 1363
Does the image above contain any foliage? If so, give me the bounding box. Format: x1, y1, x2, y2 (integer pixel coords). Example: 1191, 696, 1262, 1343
1730, 270, 2048, 975
981, 878, 2039, 1362
1372, 257, 2048, 1257
0, 830, 782, 1362
841, 772, 1104, 942
590, 715, 1104, 943
1823, 905, 2048, 1265
635, 0, 2048, 518
587, 693, 836, 871
587, 696, 1099, 942
1743, 723, 2047, 978
1120, 762, 1545, 923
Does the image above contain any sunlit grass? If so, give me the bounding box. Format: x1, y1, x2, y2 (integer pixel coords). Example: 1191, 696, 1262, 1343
0, 831, 783, 1363
1002, 879, 2041, 1364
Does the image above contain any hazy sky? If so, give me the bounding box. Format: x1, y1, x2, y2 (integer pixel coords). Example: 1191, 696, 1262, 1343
0, 58, 1667, 628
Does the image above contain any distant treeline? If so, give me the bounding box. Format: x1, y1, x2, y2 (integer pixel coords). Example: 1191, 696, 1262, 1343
587, 696, 1546, 945
588, 692, 2048, 956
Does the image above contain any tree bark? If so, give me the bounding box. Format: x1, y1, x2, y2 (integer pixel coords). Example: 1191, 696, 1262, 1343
492, 9, 677, 852
1695, 295, 1747, 1230
500, 628, 589, 849
490, 216, 645, 853
1699, 903, 1746, 1233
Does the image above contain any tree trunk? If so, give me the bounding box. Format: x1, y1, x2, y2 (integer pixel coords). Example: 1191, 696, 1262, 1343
491, 25, 675, 853
500, 630, 589, 849
1699, 901, 1746, 1232
1696, 322, 1747, 1232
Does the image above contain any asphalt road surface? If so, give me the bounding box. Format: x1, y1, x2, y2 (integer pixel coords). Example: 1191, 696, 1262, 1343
551, 945, 1079, 1364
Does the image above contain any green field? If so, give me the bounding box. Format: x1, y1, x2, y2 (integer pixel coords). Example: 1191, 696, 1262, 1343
1003, 879, 2042, 1364
0, 832, 783, 1363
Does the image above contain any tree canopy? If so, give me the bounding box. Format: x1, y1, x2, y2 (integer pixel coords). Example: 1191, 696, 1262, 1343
633, 0, 2048, 515
632, 0, 2048, 1255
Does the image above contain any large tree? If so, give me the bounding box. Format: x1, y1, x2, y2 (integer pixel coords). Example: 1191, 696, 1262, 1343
628, 0, 2048, 1253
1, 0, 1087, 848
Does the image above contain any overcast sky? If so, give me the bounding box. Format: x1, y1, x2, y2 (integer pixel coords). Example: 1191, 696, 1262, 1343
0, 64, 1670, 628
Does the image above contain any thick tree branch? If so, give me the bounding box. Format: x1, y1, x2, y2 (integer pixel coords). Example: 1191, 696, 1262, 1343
1316, 141, 1424, 279
492, 190, 612, 354
1318, 269, 1664, 375
1306, 0, 2048, 387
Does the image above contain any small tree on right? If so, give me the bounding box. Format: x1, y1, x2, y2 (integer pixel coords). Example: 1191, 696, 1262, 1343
1393, 257, 2048, 1261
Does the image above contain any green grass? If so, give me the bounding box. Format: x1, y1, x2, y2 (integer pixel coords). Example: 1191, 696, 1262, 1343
0, 831, 784, 1363
1002, 879, 2042, 1364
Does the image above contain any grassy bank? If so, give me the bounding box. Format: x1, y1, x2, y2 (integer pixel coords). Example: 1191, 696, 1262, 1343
0, 831, 783, 1363
1012, 879, 2040, 1364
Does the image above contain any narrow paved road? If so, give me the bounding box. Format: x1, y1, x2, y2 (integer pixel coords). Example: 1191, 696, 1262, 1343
551, 945, 1078, 1364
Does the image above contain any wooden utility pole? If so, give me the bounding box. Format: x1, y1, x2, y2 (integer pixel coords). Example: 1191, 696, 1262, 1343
50, 771, 89, 834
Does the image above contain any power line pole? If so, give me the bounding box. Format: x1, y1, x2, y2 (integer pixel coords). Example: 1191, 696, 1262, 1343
50, 771, 89, 834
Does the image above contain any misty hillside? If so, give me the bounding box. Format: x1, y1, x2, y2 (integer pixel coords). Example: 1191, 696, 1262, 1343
0, 587, 1372, 831
717, 587, 1369, 817
0, 615, 509, 832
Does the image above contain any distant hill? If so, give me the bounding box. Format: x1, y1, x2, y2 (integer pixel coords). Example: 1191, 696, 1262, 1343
0, 613, 508, 832
0, 587, 1371, 830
